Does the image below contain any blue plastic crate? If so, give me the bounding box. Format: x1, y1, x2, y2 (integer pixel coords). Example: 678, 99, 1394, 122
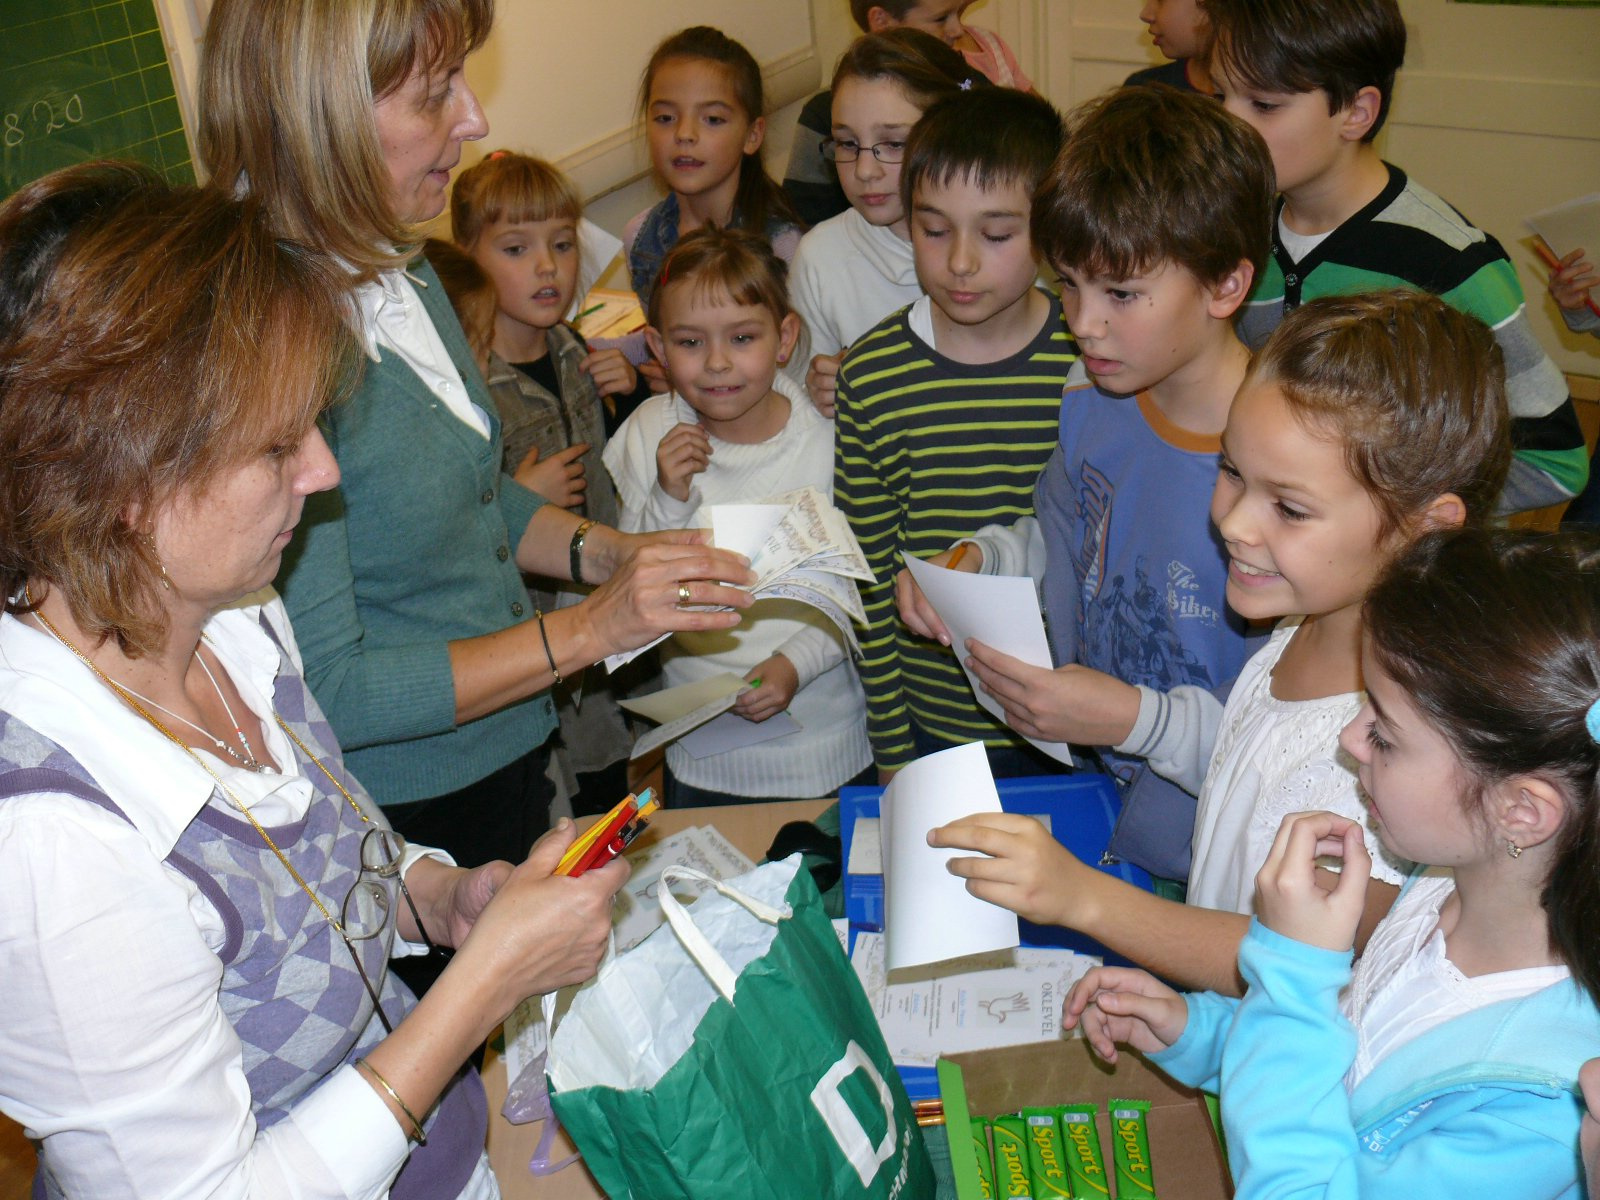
840, 772, 1154, 1100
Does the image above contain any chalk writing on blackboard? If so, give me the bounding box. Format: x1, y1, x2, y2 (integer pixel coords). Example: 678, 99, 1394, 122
1, 0, 193, 198
4, 95, 86, 150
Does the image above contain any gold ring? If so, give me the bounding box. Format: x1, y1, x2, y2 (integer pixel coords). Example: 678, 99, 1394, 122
677, 583, 692, 606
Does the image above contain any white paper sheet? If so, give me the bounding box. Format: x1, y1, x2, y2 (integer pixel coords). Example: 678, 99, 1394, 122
902, 554, 1075, 766
1527, 192, 1600, 259
850, 931, 1099, 1066
620, 673, 752, 759
620, 673, 745, 723
848, 817, 883, 874
880, 741, 1020, 970
710, 504, 789, 562
677, 709, 803, 758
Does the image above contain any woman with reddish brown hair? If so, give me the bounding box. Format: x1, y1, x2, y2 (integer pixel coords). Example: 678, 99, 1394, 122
0, 165, 626, 1200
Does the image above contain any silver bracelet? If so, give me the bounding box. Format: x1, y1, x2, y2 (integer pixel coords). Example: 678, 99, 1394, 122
569, 519, 596, 585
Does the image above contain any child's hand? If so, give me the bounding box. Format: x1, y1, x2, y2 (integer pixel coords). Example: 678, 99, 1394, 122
896, 544, 981, 644
1254, 811, 1372, 952
639, 355, 670, 396
515, 442, 589, 509
1549, 248, 1598, 312
733, 654, 799, 723
927, 812, 1079, 926
580, 348, 639, 398
964, 641, 1142, 747
656, 422, 712, 502
1063, 967, 1187, 1064
806, 352, 843, 418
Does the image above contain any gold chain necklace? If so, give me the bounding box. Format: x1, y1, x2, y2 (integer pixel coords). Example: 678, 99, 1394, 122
24, 595, 371, 935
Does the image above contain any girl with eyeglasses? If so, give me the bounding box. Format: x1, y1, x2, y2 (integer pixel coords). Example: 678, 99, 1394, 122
788, 29, 988, 416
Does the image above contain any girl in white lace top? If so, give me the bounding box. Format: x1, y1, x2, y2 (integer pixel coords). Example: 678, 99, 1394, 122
930, 291, 1512, 994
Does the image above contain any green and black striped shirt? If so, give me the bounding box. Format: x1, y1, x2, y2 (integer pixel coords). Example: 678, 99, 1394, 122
834, 292, 1077, 770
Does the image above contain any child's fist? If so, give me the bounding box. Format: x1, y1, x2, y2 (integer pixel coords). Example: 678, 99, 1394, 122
1254, 811, 1371, 952
1549, 248, 1598, 313
580, 348, 639, 398
515, 442, 589, 509
655, 422, 712, 502
732, 654, 799, 723
806, 352, 843, 418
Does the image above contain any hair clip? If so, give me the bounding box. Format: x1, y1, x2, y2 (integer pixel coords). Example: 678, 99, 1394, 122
959, 78, 974, 91
486, 149, 510, 160
1586, 697, 1600, 745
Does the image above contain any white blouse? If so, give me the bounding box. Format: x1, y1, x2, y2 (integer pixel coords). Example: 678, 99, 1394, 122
1344, 873, 1568, 1090
0, 594, 494, 1200
1187, 619, 1408, 914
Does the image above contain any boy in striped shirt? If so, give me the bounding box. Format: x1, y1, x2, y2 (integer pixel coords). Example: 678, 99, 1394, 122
833, 87, 1071, 779
1205, 0, 1587, 512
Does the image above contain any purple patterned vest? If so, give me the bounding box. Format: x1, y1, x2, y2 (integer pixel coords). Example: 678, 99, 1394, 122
3, 613, 486, 1199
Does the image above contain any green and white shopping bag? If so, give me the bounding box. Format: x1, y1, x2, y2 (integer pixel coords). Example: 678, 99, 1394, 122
547, 855, 933, 1199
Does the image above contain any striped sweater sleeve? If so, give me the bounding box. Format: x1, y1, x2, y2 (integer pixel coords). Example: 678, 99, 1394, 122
835, 323, 919, 769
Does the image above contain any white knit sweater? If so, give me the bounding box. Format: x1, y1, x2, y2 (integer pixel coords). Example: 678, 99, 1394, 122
603, 374, 871, 796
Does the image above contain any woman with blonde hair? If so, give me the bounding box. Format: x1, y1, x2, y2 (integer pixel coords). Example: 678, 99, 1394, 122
197, 0, 753, 908
0, 164, 624, 1198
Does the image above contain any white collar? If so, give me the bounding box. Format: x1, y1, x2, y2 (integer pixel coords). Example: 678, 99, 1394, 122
0, 599, 290, 857
352, 269, 413, 363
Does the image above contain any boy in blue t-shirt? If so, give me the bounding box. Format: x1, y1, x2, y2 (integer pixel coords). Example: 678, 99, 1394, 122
1203, 0, 1587, 512
897, 85, 1274, 878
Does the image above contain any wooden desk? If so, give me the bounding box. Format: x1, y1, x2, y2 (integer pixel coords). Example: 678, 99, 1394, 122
485, 799, 832, 1200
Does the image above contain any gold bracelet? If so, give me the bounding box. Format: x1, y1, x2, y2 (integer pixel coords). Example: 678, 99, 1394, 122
536, 607, 562, 687
356, 1058, 428, 1145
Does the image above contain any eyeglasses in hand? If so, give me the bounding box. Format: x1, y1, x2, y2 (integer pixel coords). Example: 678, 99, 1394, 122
340, 827, 451, 1034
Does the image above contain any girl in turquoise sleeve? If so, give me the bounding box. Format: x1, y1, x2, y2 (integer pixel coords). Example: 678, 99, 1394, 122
1063, 526, 1600, 1200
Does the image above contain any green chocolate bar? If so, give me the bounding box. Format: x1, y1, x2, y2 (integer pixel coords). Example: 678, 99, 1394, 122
973, 1119, 997, 1199
1110, 1099, 1157, 1198
1023, 1107, 1073, 1198
991, 1115, 1034, 1198
1059, 1104, 1110, 1198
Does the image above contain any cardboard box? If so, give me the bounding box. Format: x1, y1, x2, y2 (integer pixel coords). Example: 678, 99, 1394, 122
938, 1038, 1233, 1199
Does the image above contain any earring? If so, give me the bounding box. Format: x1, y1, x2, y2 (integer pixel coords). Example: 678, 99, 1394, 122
144, 533, 171, 591
1506, 840, 1523, 860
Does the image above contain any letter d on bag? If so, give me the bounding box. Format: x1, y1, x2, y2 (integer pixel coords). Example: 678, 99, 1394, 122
810, 1040, 898, 1186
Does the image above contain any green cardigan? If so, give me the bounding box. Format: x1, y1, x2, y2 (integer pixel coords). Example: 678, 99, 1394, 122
276, 258, 555, 806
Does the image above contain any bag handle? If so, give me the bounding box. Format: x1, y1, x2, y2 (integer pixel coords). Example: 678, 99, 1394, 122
657, 865, 789, 1002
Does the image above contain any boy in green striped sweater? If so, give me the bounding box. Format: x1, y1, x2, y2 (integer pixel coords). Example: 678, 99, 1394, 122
1206, 0, 1587, 511
833, 87, 1073, 779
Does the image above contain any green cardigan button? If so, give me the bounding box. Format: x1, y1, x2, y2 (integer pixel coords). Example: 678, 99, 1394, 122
481, 489, 495, 505
511, 602, 525, 617
496, 545, 510, 561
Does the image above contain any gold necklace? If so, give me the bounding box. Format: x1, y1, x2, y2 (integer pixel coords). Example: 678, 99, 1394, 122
24, 595, 372, 935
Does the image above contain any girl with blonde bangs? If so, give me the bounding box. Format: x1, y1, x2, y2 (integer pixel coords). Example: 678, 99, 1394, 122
200, 0, 756, 958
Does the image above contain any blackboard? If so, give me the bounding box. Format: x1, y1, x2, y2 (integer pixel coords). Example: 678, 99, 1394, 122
1, 0, 193, 199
